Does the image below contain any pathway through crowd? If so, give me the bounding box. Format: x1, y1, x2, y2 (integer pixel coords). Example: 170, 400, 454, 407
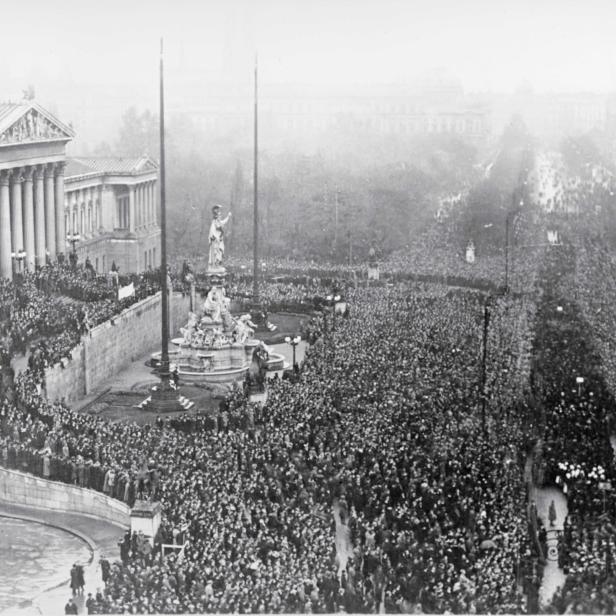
536, 486, 568, 607
332, 499, 352, 577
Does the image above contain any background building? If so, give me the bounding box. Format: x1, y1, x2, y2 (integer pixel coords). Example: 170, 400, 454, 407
64, 156, 159, 274
186, 80, 490, 144
0, 99, 74, 279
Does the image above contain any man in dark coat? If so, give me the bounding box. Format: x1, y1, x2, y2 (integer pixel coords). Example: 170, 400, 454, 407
64, 597, 78, 614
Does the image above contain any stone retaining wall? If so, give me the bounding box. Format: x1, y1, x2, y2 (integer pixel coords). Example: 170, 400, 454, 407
0, 467, 130, 528
45, 291, 191, 403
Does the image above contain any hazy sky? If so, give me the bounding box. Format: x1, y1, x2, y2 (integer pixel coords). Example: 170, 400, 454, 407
1, 0, 614, 147
1, 0, 615, 95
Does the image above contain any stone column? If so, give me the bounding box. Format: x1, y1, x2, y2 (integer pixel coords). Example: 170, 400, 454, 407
44, 163, 56, 259
145, 182, 150, 226
128, 186, 135, 233
10, 170, 24, 260
54, 162, 65, 255
22, 167, 35, 270
0, 171, 12, 279
33, 165, 46, 266
135, 184, 140, 228
140, 184, 145, 228
85, 188, 91, 235
141, 184, 145, 227
151, 181, 156, 225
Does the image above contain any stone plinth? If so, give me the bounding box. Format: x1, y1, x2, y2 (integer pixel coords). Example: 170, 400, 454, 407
130, 500, 162, 545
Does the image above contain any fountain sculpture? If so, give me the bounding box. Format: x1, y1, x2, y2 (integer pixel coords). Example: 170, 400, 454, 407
150, 205, 284, 384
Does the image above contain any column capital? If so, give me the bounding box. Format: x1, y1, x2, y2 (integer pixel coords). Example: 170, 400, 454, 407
33, 164, 45, 179
55, 161, 66, 176
10, 169, 23, 184
45, 162, 56, 177
22, 166, 34, 182
0, 170, 11, 186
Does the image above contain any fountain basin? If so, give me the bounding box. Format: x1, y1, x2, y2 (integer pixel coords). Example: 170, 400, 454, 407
149, 339, 286, 385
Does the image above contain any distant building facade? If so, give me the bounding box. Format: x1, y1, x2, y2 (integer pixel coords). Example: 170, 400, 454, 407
0, 99, 74, 279
64, 156, 160, 274
177, 77, 490, 144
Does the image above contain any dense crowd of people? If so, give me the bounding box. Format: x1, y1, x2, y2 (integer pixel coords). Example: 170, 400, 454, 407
0, 272, 546, 613
527, 170, 616, 613
0, 263, 162, 372
6, 151, 616, 614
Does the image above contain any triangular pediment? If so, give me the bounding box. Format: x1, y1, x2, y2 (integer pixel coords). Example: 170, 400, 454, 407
135, 156, 159, 172
0, 101, 74, 147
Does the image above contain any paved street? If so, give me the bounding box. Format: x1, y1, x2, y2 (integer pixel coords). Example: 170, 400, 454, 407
0, 503, 125, 615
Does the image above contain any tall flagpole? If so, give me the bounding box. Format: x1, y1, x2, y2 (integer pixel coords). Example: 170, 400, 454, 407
159, 37, 170, 377
253, 53, 259, 302
146, 37, 185, 413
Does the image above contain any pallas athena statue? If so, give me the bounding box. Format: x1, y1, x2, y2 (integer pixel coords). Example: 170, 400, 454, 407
208, 205, 232, 270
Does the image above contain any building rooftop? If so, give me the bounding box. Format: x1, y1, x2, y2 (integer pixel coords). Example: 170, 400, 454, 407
66, 155, 158, 179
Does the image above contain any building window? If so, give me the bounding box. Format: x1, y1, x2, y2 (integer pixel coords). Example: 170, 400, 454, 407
95, 257, 99, 272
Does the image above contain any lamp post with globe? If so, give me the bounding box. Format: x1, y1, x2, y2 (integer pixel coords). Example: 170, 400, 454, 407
284, 335, 301, 372
11, 249, 26, 275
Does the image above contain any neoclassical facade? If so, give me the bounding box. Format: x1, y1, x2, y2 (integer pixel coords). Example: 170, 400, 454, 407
64, 156, 160, 274
0, 100, 74, 279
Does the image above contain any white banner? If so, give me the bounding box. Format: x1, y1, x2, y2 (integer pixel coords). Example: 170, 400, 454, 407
118, 282, 135, 300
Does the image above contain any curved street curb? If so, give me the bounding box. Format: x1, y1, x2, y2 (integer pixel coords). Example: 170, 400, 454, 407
0, 512, 97, 614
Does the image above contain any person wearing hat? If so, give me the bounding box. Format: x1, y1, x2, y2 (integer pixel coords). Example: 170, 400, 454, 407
64, 597, 78, 615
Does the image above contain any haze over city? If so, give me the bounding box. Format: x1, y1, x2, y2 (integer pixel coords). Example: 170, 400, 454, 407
3, 1, 616, 615
1, 0, 616, 149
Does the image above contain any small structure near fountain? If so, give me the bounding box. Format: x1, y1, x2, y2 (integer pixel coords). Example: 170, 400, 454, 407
150, 204, 285, 385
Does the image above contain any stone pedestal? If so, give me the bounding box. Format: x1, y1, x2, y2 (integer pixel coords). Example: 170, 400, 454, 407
130, 500, 162, 545
204, 267, 226, 288
247, 300, 276, 333
143, 376, 187, 413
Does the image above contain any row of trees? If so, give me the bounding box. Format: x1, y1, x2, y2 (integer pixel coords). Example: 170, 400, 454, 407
453, 115, 535, 253
91, 106, 484, 263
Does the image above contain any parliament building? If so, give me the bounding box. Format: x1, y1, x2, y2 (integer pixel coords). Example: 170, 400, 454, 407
0, 98, 160, 278
64, 156, 160, 274
0, 100, 73, 279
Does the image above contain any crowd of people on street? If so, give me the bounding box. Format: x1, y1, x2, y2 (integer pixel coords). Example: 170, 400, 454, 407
8, 154, 616, 614
0, 263, 163, 375
0, 271, 546, 613
529, 176, 616, 613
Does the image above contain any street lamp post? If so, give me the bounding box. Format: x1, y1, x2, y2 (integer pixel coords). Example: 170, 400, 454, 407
284, 335, 301, 371
505, 201, 523, 293
326, 294, 342, 332
481, 295, 493, 437
67, 233, 80, 268
11, 249, 26, 275
576, 376, 584, 397
67, 232, 80, 253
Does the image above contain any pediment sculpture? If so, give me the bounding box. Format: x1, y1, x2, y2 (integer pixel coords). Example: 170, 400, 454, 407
0, 109, 67, 145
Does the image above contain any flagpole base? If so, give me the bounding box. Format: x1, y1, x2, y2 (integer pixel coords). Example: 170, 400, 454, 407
140, 375, 193, 413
